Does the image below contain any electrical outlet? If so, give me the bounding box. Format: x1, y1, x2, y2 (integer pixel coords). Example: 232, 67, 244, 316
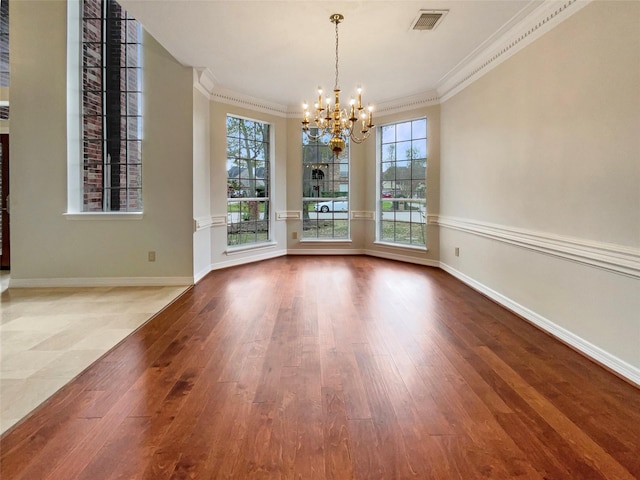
292, 231, 298, 240
455, 247, 460, 257
148, 251, 156, 262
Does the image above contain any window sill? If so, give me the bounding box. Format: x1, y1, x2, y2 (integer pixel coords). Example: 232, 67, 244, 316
64, 212, 143, 221
225, 241, 277, 255
299, 238, 353, 244
373, 241, 428, 252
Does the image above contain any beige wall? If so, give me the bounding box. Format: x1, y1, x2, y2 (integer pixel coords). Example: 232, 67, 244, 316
440, 1, 640, 376
10, 1, 194, 284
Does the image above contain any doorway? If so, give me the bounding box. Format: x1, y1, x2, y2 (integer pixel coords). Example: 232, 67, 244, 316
1, 133, 9, 269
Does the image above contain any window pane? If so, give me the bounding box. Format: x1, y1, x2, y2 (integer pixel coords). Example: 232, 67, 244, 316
227, 116, 271, 247
82, 0, 142, 212
412, 118, 427, 139
378, 117, 427, 247
301, 129, 349, 240
381, 125, 395, 144
396, 121, 412, 142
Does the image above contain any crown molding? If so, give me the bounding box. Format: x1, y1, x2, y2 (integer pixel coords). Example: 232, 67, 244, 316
211, 85, 289, 117
437, 0, 592, 102
193, 68, 217, 98
195, 0, 591, 116
374, 91, 441, 117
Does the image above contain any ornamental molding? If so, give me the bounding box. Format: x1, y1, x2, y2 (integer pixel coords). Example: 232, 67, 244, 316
351, 211, 375, 221
194, 215, 226, 231
437, 0, 592, 102
373, 91, 441, 117
198, 0, 591, 116
436, 215, 640, 279
276, 211, 302, 221
193, 68, 217, 97
211, 86, 289, 117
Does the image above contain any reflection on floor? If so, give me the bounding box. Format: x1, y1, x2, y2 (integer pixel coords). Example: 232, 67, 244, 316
0, 273, 189, 434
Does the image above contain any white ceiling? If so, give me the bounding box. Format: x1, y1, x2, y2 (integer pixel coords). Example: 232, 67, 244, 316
119, 0, 544, 110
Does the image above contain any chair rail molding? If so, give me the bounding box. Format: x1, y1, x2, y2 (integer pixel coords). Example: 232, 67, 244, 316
437, 216, 640, 279
194, 215, 226, 231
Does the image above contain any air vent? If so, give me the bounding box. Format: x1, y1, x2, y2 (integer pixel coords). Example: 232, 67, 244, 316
411, 10, 448, 31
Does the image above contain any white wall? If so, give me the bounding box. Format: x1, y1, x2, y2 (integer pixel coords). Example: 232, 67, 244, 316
440, 1, 640, 382
9, 1, 194, 285
193, 75, 212, 283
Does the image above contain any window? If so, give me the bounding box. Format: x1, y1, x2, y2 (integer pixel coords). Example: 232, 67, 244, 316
0, 0, 8, 90
226, 116, 271, 247
302, 131, 349, 240
0, 0, 9, 120
82, 0, 142, 212
378, 118, 427, 247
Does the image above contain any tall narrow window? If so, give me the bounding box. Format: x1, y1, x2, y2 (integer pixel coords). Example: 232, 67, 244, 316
378, 118, 427, 247
302, 131, 349, 240
82, 0, 142, 212
226, 116, 271, 247
0, 0, 9, 90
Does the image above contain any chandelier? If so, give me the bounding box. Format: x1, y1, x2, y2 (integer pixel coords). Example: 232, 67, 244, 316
302, 13, 374, 155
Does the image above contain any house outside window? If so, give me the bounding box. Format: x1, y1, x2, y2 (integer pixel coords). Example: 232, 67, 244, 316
378, 118, 427, 247
302, 130, 349, 240
226, 115, 271, 247
82, 0, 142, 212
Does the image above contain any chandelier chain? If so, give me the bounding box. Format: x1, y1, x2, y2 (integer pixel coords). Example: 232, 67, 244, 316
301, 13, 374, 155
334, 19, 339, 91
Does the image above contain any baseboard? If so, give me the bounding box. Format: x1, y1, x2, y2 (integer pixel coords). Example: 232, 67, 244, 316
193, 266, 211, 284
9, 276, 193, 288
439, 262, 640, 387
208, 249, 287, 273
364, 248, 440, 268
287, 248, 365, 256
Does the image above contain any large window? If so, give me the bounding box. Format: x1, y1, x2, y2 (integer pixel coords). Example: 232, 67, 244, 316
0, 0, 9, 121
378, 118, 427, 247
82, 0, 142, 212
226, 116, 271, 247
302, 131, 349, 240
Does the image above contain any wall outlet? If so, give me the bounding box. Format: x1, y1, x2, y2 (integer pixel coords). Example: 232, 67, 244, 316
292, 231, 298, 240
148, 251, 156, 262
455, 247, 460, 257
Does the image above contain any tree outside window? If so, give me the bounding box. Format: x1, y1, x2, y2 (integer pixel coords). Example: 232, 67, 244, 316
226, 116, 271, 246
378, 118, 427, 247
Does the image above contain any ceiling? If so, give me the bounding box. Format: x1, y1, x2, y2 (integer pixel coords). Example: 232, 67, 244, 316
119, 0, 544, 110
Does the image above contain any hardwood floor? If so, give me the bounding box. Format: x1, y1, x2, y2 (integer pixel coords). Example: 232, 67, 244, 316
1, 256, 638, 479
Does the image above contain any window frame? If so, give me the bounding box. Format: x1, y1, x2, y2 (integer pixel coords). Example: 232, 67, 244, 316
225, 114, 274, 251
375, 116, 428, 250
301, 129, 351, 242
67, 0, 143, 216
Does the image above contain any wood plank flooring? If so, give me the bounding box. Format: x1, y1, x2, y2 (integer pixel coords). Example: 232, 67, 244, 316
1, 255, 638, 479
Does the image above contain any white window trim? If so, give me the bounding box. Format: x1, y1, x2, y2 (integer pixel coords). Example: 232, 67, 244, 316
375, 116, 428, 248
66, 0, 83, 213
225, 114, 274, 249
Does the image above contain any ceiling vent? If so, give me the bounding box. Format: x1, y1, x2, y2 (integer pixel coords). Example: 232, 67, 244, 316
411, 10, 448, 31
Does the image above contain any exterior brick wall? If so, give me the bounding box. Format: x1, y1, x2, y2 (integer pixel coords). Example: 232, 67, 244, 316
82, 0, 141, 212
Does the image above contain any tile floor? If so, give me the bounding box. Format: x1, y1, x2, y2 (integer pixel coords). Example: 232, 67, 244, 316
0, 271, 189, 434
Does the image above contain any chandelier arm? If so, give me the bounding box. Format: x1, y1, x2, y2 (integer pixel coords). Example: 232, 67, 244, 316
302, 13, 373, 156
349, 130, 372, 144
